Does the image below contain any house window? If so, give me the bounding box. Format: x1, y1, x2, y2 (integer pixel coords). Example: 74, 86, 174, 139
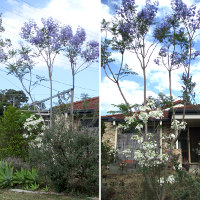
80, 119, 98, 127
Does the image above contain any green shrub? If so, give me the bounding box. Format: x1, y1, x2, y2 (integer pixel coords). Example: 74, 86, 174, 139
171, 170, 200, 200
0, 106, 31, 159
28, 114, 99, 195
0, 161, 14, 188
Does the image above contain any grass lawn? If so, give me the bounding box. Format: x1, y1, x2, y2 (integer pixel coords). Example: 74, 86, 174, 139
0, 189, 91, 200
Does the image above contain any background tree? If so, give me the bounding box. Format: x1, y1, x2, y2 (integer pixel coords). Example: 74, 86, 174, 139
80, 93, 90, 100
0, 89, 28, 115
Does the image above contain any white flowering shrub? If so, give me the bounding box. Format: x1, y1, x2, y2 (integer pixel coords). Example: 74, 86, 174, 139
116, 99, 189, 200
23, 114, 46, 148
132, 133, 169, 168
118, 100, 164, 132
171, 120, 187, 131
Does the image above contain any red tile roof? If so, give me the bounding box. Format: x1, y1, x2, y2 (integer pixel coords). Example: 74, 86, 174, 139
101, 101, 200, 120
55, 97, 99, 111
73, 97, 99, 110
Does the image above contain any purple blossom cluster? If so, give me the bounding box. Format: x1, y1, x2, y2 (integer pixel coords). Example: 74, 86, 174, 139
137, 1, 159, 26
81, 41, 99, 62
60, 25, 73, 45
20, 53, 30, 61
171, 0, 200, 33
21, 17, 73, 52
159, 46, 168, 57
118, 0, 136, 15
170, 52, 182, 66
21, 17, 99, 68
69, 26, 86, 48
191, 50, 200, 60
171, 0, 196, 19
0, 48, 6, 61
118, 22, 133, 39
21, 19, 37, 40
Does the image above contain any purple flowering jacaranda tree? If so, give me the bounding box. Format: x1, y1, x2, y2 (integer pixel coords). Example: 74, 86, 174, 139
171, 0, 200, 121
21, 17, 72, 126
113, 0, 159, 139
61, 26, 99, 126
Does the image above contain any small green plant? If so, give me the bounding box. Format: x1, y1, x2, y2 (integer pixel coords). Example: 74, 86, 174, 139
14, 167, 39, 187
0, 161, 14, 188
24, 184, 30, 190
14, 168, 28, 185
29, 182, 40, 191
26, 168, 39, 184
42, 185, 49, 192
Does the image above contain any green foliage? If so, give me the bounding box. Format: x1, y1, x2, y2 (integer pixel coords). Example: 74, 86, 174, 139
165, 152, 200, 200
29, 182, 40, 191
147, 92, 174, 108
14, 167, 38, 186
180, 73, 196, 104
0, 106, 30, 159
172, 171, 200, 200
42, 185, 49, 192
0, 89, 28, 110
14, 168, 29, 185
0, 161, 14, 188
28, 114, 99, 195
108, 103, 137, 115
26, 168, 39, 184
80, 93, 90, 100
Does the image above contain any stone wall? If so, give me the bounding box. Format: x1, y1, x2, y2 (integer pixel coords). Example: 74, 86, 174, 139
173, 148, 182, 166
102, 121, 116, 148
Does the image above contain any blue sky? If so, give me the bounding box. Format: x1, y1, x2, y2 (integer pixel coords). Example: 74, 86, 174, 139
0, 0, 100, 109
101, 0, 200, 115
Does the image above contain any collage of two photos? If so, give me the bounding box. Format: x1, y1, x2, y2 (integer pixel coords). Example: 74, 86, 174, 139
0, 0, 200, 199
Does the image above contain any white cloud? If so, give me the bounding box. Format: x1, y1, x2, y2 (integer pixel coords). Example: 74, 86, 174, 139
101, 77, 157, 114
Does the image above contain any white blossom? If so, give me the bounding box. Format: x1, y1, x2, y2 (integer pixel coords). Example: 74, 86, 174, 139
149, 109, 163, 119
159, 175, 175, 185
135, 123, 143, 131
171, 120, 187, 131
139, 112, 149, 123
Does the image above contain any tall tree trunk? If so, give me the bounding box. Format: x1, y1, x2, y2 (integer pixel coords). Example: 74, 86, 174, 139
143, 68, 148, 140
71, 66, 75, 128
169, 70, 172, 98
49, 74, 53, 127
116, 81, 131, 112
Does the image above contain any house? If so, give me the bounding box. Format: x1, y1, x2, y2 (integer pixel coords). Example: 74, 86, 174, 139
102, 100, 200, 169
24, 97, 99, 128
55, 96, 99, 128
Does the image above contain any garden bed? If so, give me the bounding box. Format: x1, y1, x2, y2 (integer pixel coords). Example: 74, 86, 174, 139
102, 172, 144, 200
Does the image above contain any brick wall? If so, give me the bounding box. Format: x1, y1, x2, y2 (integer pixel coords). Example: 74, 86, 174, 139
102, 121, 116, 148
